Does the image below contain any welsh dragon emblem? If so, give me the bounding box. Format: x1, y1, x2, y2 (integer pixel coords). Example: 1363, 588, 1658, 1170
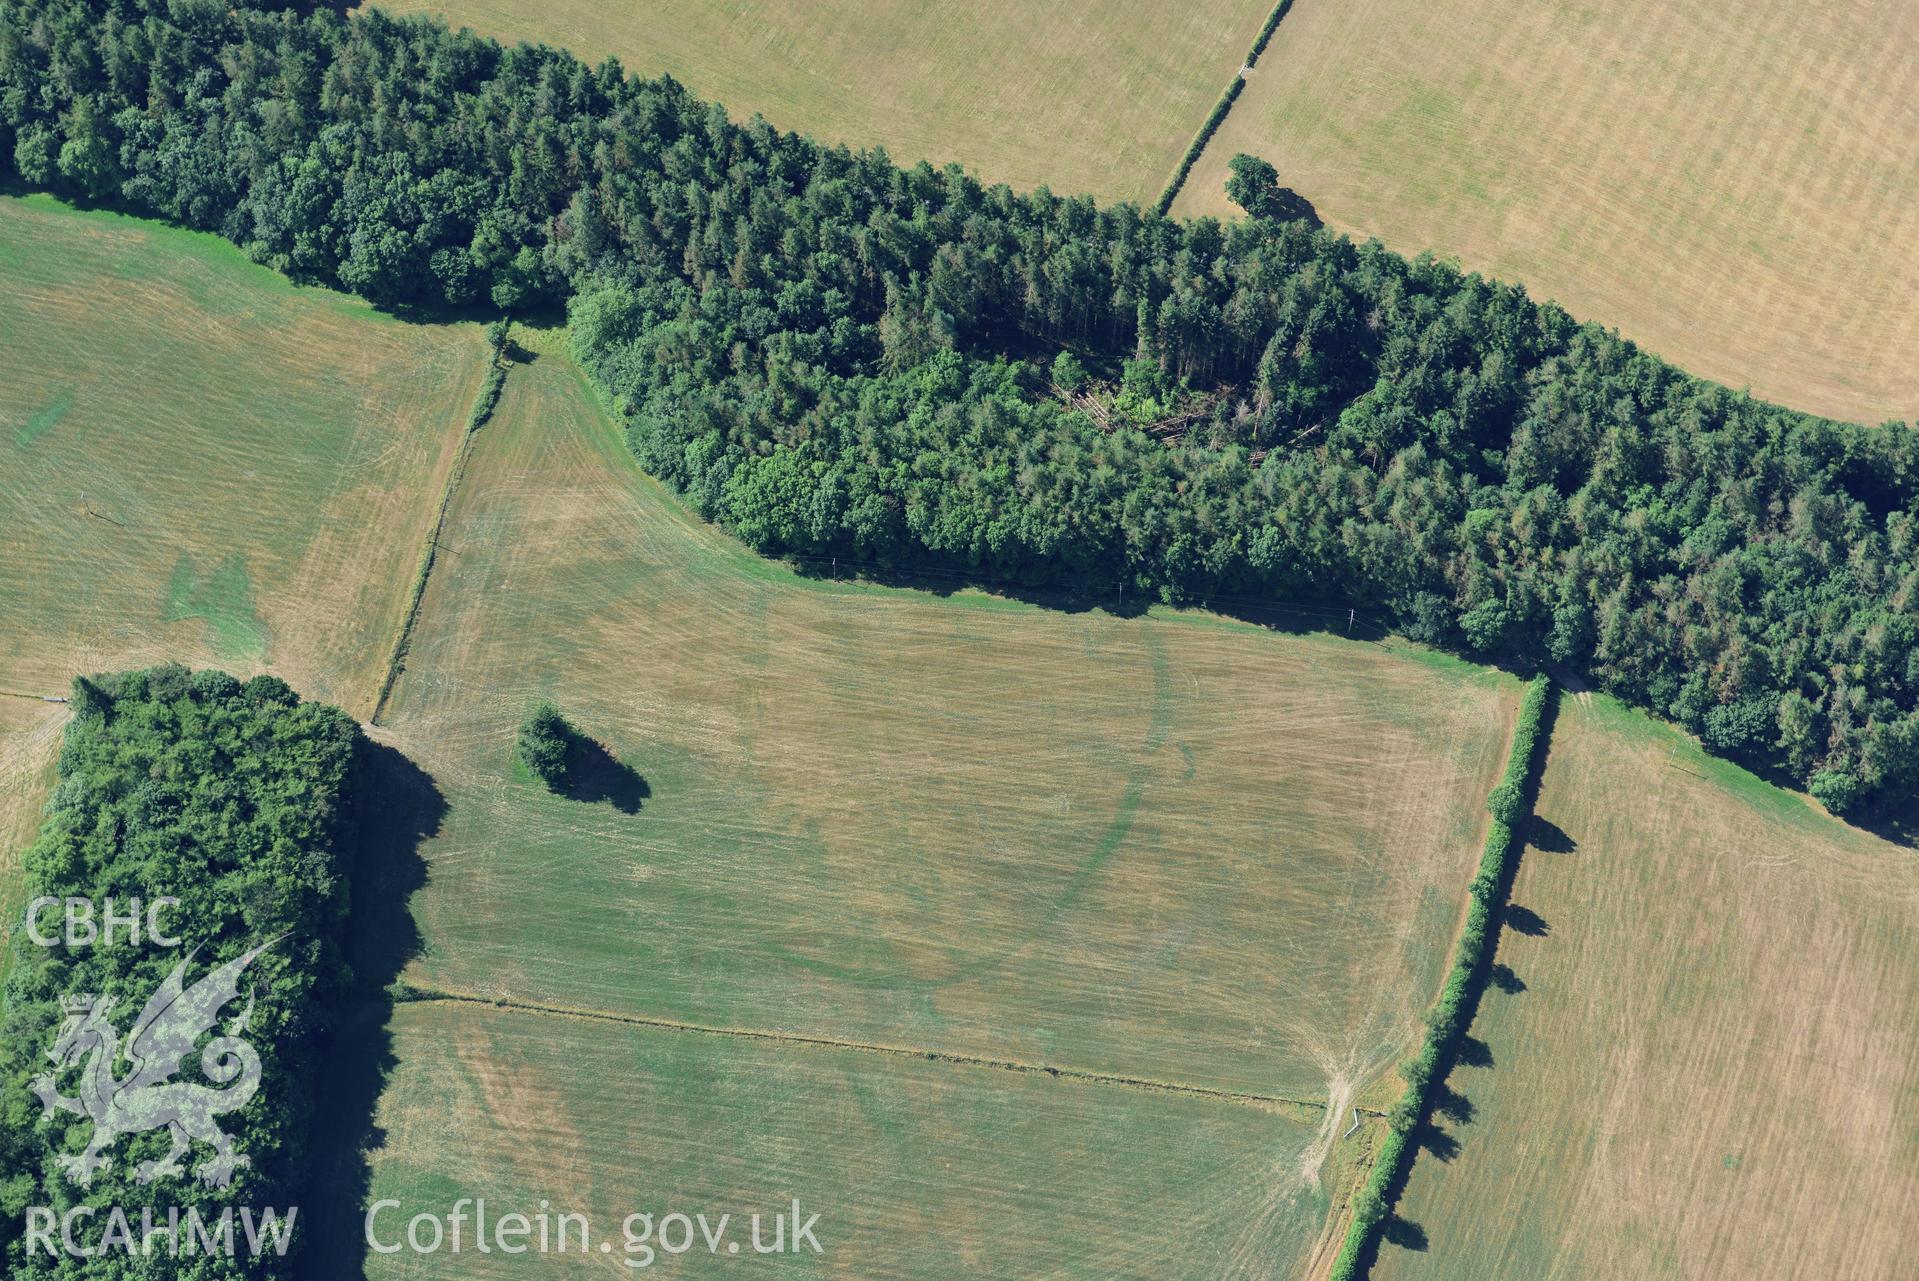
30, 938, 279, 1189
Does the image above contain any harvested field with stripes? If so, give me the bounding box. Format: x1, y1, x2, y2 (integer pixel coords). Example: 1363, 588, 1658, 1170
373, 325, 1521, 1098
0, 193, 487, 967
361, 0, 1276, 204
1174, 0, 1919, 422
1375, 695, 1919, 1280
0, 194, 488, 716
346, 324, 1526, 1274
323, 1000, 1331, 1277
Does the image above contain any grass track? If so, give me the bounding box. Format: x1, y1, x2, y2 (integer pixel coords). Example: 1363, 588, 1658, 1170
1175, 0, 1919, 423
1373, 694, 1919, 1280
361, 0, 1276, 204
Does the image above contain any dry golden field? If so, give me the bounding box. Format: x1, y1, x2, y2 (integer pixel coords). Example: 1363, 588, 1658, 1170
328, 325, 1528, 1275
1176, 0, 1919, 424
0, 193, 487, 968
0, 195, 489, 718
372, 326, 1521, 1103
362, 0, 1272, 203
1374, 695, 1919, 1280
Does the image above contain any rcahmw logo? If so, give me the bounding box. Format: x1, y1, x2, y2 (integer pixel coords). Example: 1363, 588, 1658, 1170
19, 896, 298, 1261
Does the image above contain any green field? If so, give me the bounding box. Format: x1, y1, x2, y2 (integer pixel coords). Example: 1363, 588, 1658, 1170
1375, 695, 1919, 1280
370, 326, 1521, 1107
334, 1001, 1329, 1277
0, 202, 1531, 1275
0, 193, 488, 965
362, 0, 1273, 204
1176, 0, 1919, 423
0, 195, 488, 715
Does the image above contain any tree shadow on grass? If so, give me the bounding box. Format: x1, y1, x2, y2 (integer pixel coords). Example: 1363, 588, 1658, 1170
561, 737, 649, 814
1270, 186, 1323, 229
1529, 816, 1577, 853
1456, 1035, 1494, 1069
1433, 1082, 1475, 1125
1489, 962, 1527, 994
1417, 1122, 1461, 1163
298, 737, 444, 1281
1383, 1217, 1430, 1251
1505, 904, 1550, 936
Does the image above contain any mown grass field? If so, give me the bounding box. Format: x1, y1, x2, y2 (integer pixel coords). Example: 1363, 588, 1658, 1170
340, 327, 1524, 1273
361, 0, 1272, 204
1374, 694, 1919, 1280
0, 193, 488, 965
347, 1001, 1330, 1277
0, 195, 488, 714
375, 326, 1521, 1101
1175, 0, 1919, 424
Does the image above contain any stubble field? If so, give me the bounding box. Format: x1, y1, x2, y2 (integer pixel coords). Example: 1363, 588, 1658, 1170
360, 0, 1274, 204
1175, 0, 1919, 423
0, 194, 489, 714
0, 200, 1534, 1275
0, 193, 487, 964
348, 326, 1526, 1275
1373, 695, 1919, 1280
349, 1001, 1333, 1277
373, 326, 1521, 1097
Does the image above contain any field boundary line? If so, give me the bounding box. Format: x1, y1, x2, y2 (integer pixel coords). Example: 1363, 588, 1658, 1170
1328, 674, 1558, 1280
390, 983, 1381, 1115
759, 548, 1398, 642
1153, 0, 1299, 213
369, 322, 511, 726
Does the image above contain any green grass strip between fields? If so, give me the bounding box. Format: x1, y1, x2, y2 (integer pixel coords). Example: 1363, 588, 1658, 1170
1330, 673, 1556, 1280
1154, 0, 1299, 214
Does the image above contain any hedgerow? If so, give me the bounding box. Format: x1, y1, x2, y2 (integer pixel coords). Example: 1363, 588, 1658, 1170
466, 320, 512, 431
1153, 0, 1298, 213
1245, 0, 1298, 67
1154, 74, 1246, 215
0, 665, 360, 1278
1329, 674, 1555, 1281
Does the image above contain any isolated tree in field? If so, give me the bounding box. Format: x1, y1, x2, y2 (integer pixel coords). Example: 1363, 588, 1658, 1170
518, 702, 575, 789
1225, 153, 1321, 225
1226, 154, 1281, 215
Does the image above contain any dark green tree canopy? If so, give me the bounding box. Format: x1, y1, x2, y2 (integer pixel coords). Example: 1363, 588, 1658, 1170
0, 665, 360, 1278
517, 702, 575, 790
